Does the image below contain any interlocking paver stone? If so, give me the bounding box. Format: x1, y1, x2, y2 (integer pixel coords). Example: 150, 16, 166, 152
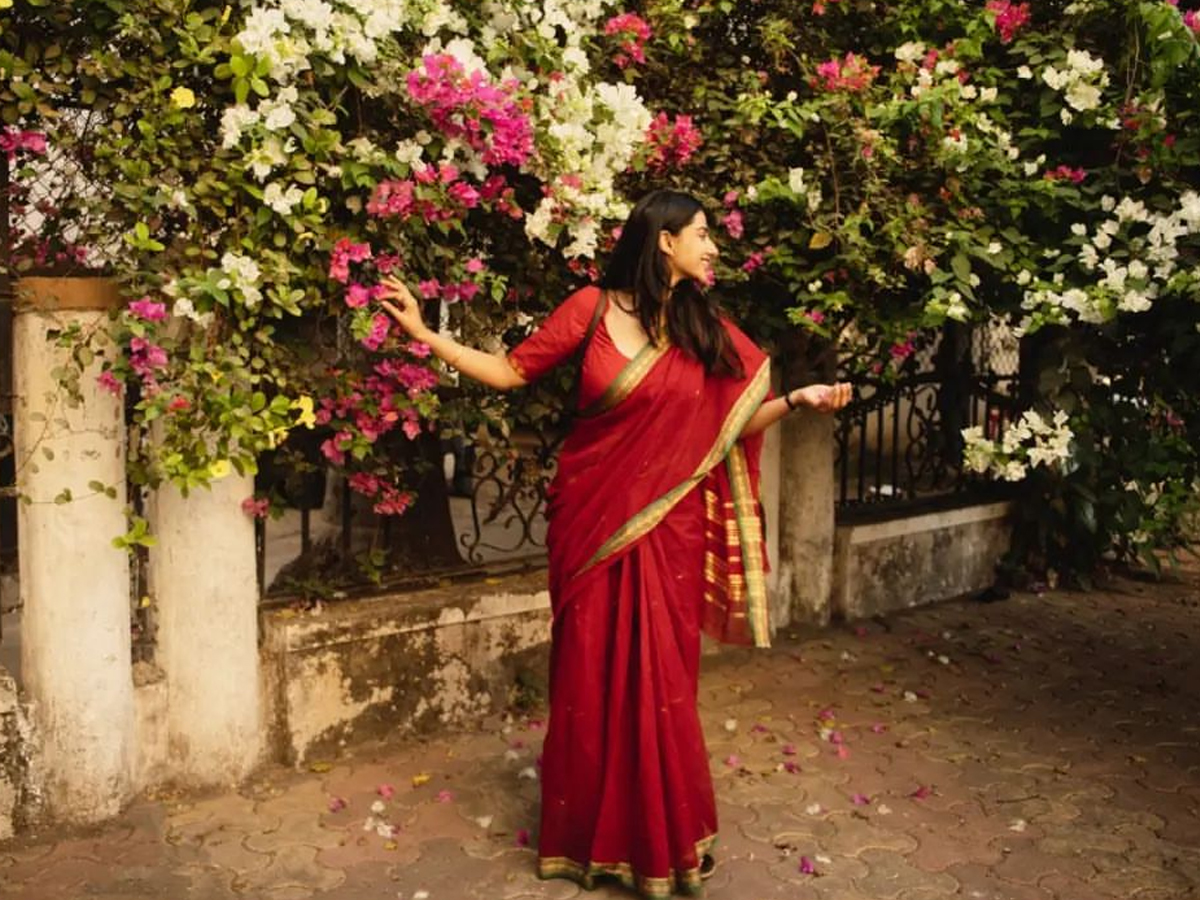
2, 554, 1198, 898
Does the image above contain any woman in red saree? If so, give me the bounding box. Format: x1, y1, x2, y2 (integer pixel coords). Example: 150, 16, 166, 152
381, 191, 849, 897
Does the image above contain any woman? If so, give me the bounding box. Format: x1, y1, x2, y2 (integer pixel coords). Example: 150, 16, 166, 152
381, 190, 850, 897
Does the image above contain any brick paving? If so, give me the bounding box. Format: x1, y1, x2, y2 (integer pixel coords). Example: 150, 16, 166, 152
2, 555, 1198, 899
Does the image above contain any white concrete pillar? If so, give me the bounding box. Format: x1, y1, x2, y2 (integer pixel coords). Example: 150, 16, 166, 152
14, 276, 134, 822
148, 471, 261, 784
777, 410, 836, 626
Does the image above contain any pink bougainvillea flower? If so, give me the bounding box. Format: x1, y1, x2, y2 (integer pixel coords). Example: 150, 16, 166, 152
417, 279, 441, 299
327, 796, 347, 813
783, 760, 801, 774
799, 855, 817, 875
360, 312, 391, 351
345, 282, 372, 309
128, 296, 168, 322
742, 251, 766, 273
465, 257, 486, 274
240, 497, 269, 519
377, 783, 396, 799
644, 113, 703, 173
436, 790, 454, 803
871, 722, 888, 734
167, 395, 190, 412
604, 12, 652, 66
870, 682, 886, 693
751, 723, 770, 734
407, 341, 432, 358
329, 237, 372, 283
724, 754, 741, 767
985, 0, 1032, 43
835, 745, 850, 760
97, 370, 123, 395
721, 209, 745, 240
813, 52, 880, 92
910, 785, 932, 800
817, 708, 836, 721
782, 743, 797, 756
1185, 9, 1199, 33
851, 792, 872, 806
515, 828, 531, 847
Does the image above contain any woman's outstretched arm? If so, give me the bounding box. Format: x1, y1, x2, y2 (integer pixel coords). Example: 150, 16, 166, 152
379, 278, 527, 392
740, 382, 852, 437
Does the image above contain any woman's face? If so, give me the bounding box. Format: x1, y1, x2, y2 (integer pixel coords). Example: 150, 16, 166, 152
660, 211, 719, 286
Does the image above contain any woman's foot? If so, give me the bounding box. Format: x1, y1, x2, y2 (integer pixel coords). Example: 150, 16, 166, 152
699, 854, 716, 880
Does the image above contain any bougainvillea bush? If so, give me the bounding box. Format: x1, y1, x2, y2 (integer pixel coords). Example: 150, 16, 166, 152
3, 0, 1199, 581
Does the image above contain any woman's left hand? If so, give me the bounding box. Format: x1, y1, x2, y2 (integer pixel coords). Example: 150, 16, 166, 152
791, 382, 853, 413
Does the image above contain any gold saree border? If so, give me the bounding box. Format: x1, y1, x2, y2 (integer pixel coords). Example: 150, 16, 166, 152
577, 358, 771, 576
538, 833, 716, 898
578, 340, 670, 418
726, 444, 770, 648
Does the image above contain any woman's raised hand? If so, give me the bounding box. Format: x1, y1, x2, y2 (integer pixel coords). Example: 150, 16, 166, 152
793, 382, 853, 413
378, 276, 428, 339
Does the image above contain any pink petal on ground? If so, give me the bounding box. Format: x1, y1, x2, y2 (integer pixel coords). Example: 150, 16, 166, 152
910, 785, 932, 800
377, 784, 395, 799
817, 708, 835, 721
782, 743, 797, 756
851, 792, 871, 806
436, 790, 454, 803
799, 855, 817, 874
526, 718, 545, 730
515, 828, 531, 847
871, 723, 888, 734
829, 730, 844, 745
783, 761, 801, 774
725, 754, 741, 767
328, 796, 347, 813
751, 723, 770, 734
870, 682, 886, 693
835, 745, 850, 760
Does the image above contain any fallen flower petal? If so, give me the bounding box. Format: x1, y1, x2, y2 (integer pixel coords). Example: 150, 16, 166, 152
782, 743, 797, 756
799, 855, 817, 874
871, 723, 888, 734
437, 790, 454, 803
411, 773, 432, 787
851, 792, 872, 806
725, 754, 741, 767
805, 802, 823, 815
783, 761, 801, 774
910, 785, 932, 799
835, 745, 850, 759
327, 796, 347, 813
516, 828, 531, 847
377, 783, 396, 798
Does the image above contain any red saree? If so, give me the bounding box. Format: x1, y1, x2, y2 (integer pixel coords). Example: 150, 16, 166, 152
508, 286, 771, 898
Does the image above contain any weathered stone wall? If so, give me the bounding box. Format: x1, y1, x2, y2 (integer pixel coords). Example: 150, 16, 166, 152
831, 501, 1012, 620
260, 572, 553, 765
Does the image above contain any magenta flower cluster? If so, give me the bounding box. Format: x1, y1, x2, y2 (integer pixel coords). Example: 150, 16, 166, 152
405, 54, 534, 168
604, 13, 652, 68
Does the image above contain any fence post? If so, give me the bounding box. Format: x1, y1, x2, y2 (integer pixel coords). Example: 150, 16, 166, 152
147, 469, 262, 785
13, 276, 134, 822
777, 410, 836, 626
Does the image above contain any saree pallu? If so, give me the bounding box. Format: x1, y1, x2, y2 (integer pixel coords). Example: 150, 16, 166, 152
509, 287, 771, 898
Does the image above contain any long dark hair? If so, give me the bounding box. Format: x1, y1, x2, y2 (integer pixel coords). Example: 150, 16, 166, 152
598, 190, 744, 379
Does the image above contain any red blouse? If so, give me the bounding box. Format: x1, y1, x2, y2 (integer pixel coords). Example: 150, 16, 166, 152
507, 285, 634, 410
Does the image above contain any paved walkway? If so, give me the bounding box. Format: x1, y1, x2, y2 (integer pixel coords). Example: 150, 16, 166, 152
3, 556, 1199, 900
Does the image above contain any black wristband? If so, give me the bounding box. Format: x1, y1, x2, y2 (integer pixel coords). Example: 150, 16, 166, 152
784, 389, 800, 411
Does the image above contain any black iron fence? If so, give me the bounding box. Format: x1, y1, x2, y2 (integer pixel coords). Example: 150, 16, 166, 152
255, 425, 555, 601
834, 321, 1023, 522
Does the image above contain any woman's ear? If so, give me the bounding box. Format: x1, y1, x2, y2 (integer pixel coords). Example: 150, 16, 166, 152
657, 229, 675, 258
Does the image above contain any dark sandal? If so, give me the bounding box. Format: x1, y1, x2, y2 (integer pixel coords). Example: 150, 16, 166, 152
699, 853, 717, 880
